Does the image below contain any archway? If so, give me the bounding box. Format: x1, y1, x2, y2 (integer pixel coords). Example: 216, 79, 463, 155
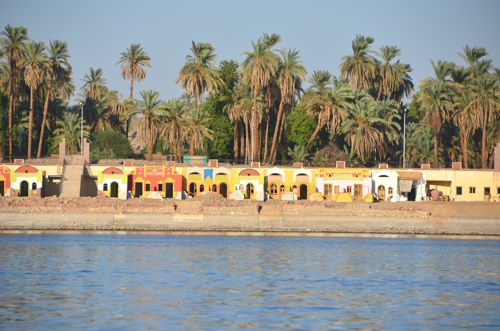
299, 184, 308, 200
189, 182, 197, 197
20, 181, 29, 197
110, 182, 119, 198
220, 183, 228, 198
165, 183, 174, 198
246, 183, 254, 199
377, 185, 386, 201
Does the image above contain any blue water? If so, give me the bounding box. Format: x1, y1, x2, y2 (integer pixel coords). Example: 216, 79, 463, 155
1, 234, 499, 330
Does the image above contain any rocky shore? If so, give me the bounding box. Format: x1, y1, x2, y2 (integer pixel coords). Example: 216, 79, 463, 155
1, 193, 499, 235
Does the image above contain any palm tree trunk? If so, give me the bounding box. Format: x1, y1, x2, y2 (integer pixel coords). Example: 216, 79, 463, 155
252, 85, 258, 162
27, 88, 34, 159
239, 122, 245, 162
263, 117, 269, 164
190, 130, 196, 156
129, 67, 134, 99
245, 119, 250, 164
146, 117, 153, 161
8, 93, 13, 157
433, 133, 439, 168
305, 116, 324, 153
269, 101, 284, 164
38, 77, 53, 158
481, 123, 488, 169
233, 123, 239, 159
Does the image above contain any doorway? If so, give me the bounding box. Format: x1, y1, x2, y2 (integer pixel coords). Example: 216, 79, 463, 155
20, 181, 29, 197
110, 182, 119, 198
220, 183, 228, 198
377, 185, 386, 201
134, 182, 143, 198
246, 183, 254, 199
299, 184, 308, 200
0, 181, 4, 196
166, 183, 174, 198
354, 184, 363, 201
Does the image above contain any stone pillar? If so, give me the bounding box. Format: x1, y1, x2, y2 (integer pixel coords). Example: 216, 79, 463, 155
209, 159, 218, 167
336, 161, 345, 168
251, 162, 260, 168
421, 164, 430, 170
379, 164, 388, 169
83, 138, 90, 164
293, 162, 303, 168
59, 138, 66, 164
452, 162, 462, 170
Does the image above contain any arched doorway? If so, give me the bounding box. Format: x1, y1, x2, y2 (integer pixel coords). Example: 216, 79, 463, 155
0, 181, 4, 196
165, 183, 174, 198
377, 185, 386, 201
212, 184, 217, 193
189, 183, 197, 197
20, 181, 29, 197
220, 183, 228, 198
134, 182, 142, 198
299, 184, 308, 200
110, 182, 119, 198
246, 183, 254, 199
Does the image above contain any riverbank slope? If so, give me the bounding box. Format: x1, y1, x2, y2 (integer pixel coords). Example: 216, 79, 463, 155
0, 195, 499, 235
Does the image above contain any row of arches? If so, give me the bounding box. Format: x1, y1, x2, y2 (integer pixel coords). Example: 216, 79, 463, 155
269, 183, 308, 200
189, 182, 228, 198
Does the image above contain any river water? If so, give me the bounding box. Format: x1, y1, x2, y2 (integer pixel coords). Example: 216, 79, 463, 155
1, 233, 499, 330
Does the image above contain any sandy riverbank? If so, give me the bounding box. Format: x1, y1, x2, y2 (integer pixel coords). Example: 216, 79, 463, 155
0, 194, 499, 235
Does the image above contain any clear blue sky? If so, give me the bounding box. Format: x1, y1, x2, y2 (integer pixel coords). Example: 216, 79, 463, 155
2, 0, 500, 106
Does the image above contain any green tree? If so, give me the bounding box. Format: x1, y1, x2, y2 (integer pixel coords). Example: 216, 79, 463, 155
55, 113, 89, 155
161, 98, 187, 162
90, 130, 134, 160
0, 24, 28, 157
241, 33, 282, 161
138, 89, 166, 161
186, 107, 213, 156
18, 40, 46, 158
174, 41, 222, 108
339, 35, 377, 91
341, 95, 389, 162
418, 81, 453, 165
116, 44, 152, 99
81, 67, 108, 100
38, 39, 73, 158
269, 48, 307, 164
467, 75, 500, 168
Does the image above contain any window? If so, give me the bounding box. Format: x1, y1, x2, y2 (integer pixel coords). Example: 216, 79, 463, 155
456, 186, 462, 195
346, 186, 352, 193
270, 183, 278, 195
485, 187, 490, 195
334, 186, 340, 194
103, 183, 108, 191
200, 184, 205, 192
498, 188, 500, 194
158, 183, 163, 192
212, 185, 217, 192
280, 185, 285, 193
469, 187, 476, 194
32, 182, 37, 190
145, 183, 150, 191
388, 187, 393, 195
324, 184, 333, 196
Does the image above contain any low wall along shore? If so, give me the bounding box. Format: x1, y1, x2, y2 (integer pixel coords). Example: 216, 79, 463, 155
1, 194, 499, 235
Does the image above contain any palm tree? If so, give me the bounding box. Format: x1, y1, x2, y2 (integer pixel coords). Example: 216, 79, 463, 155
186, 108, 213, 156
18, 40, 46, 158
0, 24, 28, 157
161, 98, 187, 162
341, 95, 388, 162
374, 45, 410, 101
269, 48, 306, 164
37, 39, 72, 158
55, 113, 89, 155
302, 73, 351, 152
116, 44, 152, 99
108, 94, 138, 137
452, 91, 477, 168
458, 45, 489, 80
138, 89, 166, 161
339, 35, 378, 91
81, 67, 108, 100
287, 145, 309, 164
174, 41, 222, 109
241, 33, 282, 161
418, 81, 453, 165
466, 75, 500, 168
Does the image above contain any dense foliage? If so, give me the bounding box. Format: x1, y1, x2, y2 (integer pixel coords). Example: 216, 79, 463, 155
1, 25, 499, 168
